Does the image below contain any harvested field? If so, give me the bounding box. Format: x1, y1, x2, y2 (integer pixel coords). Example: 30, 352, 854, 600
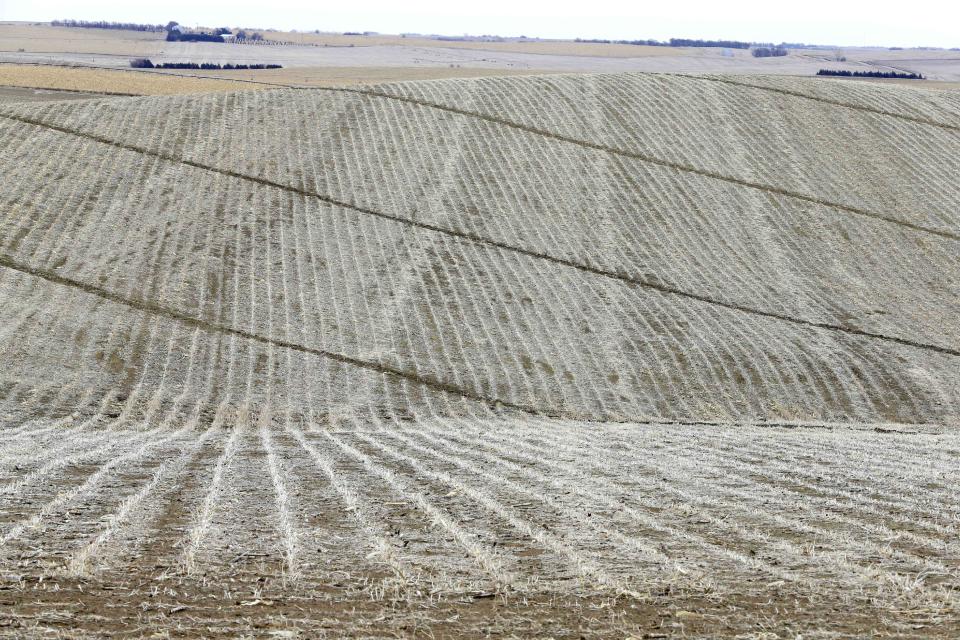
0, 85, 107, 103
10, 21, 960, 82
836, 78, 960, 91
0, 22, 163, 55
0, 72, 958, 637
0, 63, 266, 95
2, 419, 957, 637
256, 31, 691, 58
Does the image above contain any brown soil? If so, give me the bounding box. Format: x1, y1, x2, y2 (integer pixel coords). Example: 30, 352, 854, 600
2, 568, 951, 638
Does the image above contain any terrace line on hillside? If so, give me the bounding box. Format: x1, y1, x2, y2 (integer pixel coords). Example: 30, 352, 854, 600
0, 105, 956, 363
0, 72, 957, 427
6, 70, 957, 420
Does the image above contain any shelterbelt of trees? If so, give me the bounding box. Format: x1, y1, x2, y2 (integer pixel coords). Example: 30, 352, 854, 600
51, 19, 166, 31
129, 59, 281, 70
817, 69, 925, 79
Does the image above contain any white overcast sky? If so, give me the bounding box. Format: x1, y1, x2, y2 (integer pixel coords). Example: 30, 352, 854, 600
1, 0, 958, 48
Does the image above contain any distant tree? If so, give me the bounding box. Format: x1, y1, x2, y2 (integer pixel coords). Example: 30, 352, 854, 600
165, 21, 179, 31
166, 30, 226, 43
236, 29, 248, 40
669, 38, 751, 49
129, 58, 154, 68
249, 32, 263, 41
52, 19, 164, 32
150, 61, 283, 69
752, 46, 788, 57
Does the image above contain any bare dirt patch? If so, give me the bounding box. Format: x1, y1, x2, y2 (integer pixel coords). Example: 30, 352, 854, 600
3, 570, 950, 638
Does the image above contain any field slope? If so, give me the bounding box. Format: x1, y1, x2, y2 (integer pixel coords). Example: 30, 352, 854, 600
0, 73, 958, 637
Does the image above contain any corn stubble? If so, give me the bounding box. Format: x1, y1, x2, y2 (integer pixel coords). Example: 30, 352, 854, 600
0, 73, 958, 637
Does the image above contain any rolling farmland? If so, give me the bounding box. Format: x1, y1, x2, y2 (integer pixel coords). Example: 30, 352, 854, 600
0, 72, 959, 637
10, 21, 960, 82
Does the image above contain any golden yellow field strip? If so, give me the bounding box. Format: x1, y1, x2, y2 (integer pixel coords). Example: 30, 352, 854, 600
0, 64, 267, 95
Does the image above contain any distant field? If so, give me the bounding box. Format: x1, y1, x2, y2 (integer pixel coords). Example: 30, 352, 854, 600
0, 22, 163, 55
0, 22, 679, 60
258, 30, 692, 58
820, 75, 960, 90
0, 63, 265, 94
4, 22, 960, 82
0, 63, 549, 95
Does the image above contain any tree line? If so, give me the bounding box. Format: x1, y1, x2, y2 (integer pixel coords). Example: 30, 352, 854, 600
51, 19, 165, 32
575, 38, 668, 46
751, 46, 788, 57
235, 30, 264, 41
668, 38, 751, 48
573, 37, 752, 48
817, 69, 924, 79
130, 59, 281, 69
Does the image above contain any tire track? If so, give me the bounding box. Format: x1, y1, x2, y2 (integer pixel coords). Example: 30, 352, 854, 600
1, 112, 957, 362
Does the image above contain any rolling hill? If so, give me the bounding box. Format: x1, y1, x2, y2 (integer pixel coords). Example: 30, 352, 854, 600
0, 73, 958, 637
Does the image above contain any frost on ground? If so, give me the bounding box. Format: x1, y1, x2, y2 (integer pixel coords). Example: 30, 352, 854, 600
0, 72, 957, 637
